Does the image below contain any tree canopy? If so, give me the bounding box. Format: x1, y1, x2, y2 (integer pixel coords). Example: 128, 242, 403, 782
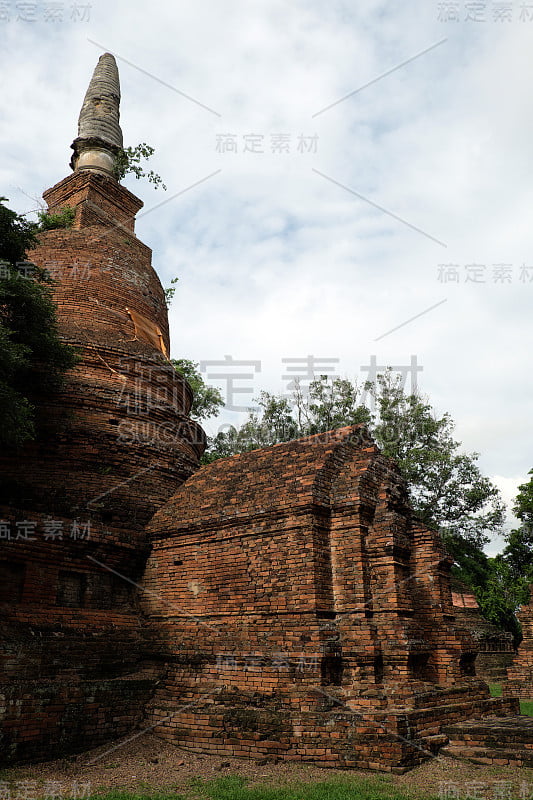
0, 195, 39, 264
479, 469, 533, 643
205, 371, 505, 554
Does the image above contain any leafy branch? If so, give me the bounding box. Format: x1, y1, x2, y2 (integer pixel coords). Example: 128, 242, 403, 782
113, 143, 167, 190
164, 277, 179, 308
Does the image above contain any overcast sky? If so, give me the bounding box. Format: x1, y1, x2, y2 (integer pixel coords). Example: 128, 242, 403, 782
1, 0, 531, 553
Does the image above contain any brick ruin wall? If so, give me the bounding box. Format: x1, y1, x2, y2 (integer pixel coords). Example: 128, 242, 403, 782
141, 428, 518, 772
504, 588, 533, 699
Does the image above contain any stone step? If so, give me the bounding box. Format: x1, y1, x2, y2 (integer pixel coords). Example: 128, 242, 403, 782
388, 696, 518, 723
409, 684, 489, 710
443, 715, 533, 745
441, 743, 531, 767
441, 715, 533, 767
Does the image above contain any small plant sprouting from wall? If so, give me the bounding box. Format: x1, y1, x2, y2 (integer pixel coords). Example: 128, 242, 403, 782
37, 206, 75, 231
164, 277, 179, 308
114, 143, 167, 190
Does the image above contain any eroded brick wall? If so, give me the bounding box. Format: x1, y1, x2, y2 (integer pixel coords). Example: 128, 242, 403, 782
504, 587, 533, 699
141, 427, 515, 771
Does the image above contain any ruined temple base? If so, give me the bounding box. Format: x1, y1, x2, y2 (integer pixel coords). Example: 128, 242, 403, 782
148, 687, 518, 772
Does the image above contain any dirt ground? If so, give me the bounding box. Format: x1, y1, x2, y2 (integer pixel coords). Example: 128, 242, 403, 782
2, 733, 533, 799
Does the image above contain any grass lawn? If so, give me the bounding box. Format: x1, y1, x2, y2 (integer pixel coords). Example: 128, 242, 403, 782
91, 775, 431, 800
490, 682, 533, 715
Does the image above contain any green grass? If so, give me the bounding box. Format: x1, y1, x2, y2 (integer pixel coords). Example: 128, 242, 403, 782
489, 683, 502, 697
90, 776, 428, 800
193, 775, 407, 800
520, 700, 533, 716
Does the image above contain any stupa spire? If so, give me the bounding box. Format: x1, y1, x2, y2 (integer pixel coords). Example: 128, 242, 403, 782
69, 53, 123, 177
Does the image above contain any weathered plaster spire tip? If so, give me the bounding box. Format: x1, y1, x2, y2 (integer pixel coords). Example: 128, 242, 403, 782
70, 53, 123, 177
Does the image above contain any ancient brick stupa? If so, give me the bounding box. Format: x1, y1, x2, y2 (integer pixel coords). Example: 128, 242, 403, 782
0, 55, 520, 772
0, 54, 205, 764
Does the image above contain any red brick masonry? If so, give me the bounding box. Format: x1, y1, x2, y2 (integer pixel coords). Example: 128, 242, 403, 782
142, 427, 517, 771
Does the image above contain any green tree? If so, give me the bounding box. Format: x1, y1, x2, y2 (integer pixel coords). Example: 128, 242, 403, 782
496, 470, 533, 597
171, 358, 224, 423
473, 555, 523, 646
202, 392, 300, 462
368, 372, 505, 549
164, 277, 179, 308
201, 426, 242, 464
36, 206, 75, 231
514, 469, 533, 530
294, 375, 371, 434
0, 198, 78, 449
0, 196, 38, 264
460, 471, 533, 645
205, 375, 371, 462
485, 469, 533, 641
203, 370, 504, 555
230, 391, 300, 451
